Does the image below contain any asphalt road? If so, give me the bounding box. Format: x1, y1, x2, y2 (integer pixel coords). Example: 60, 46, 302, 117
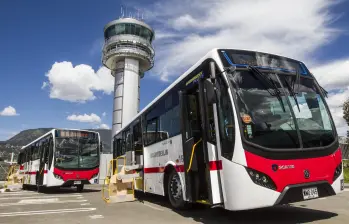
0, 185, 349, 224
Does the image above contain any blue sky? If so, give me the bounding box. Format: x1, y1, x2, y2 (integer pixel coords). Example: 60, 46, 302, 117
1, 0, 349, 140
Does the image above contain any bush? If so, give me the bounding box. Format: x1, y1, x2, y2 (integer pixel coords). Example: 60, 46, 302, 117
344, 160, 349, 183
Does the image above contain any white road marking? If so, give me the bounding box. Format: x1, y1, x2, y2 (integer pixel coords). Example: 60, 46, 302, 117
0, 192, 40, 196
81, 203, 91, 206
0, 208, 96, 217
319, 198, 327, 200
343, 189, 349, 192
0, 194, 82, 200
142, 202, 165, 211
0, 199, 87, 207
89, 214, 104, 219
19, 198, 59, 203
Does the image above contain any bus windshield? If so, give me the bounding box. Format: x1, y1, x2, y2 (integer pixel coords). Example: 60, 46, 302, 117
55, 137, 99, 169
229, 70, 335, 149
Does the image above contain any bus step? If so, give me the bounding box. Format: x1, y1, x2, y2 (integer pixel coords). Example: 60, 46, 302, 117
124, 164, 143, 171
117, 173, 140, 182
196, 199, 210, 205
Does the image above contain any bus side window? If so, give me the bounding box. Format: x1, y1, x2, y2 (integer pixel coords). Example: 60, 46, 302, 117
133, 122, 143, 154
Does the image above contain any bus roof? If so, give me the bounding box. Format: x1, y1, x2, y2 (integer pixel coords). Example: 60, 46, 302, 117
19, 128, 100, 152
114, 48, 221, 136
114, 48, 308, 136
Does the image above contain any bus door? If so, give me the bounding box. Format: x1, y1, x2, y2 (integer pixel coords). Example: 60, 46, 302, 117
179, 74, 223, 205
37, 142, 47, 186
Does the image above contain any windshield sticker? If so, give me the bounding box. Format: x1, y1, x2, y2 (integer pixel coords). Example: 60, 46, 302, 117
246, 125, 253, 138
241, 114, 252, 124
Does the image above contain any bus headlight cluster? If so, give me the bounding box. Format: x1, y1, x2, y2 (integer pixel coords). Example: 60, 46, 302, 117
333, 162, 342, 181
54, 173, 63, 180
245, 167, 277, 190
90, 173, 98, 179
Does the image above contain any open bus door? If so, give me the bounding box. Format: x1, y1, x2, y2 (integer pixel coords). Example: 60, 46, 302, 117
37, 141, 47, 191
179, 62, 223, 206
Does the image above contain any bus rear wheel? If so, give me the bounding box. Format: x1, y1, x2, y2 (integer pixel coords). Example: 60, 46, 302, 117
76, 184, 84, 192
167, 170, 187, 209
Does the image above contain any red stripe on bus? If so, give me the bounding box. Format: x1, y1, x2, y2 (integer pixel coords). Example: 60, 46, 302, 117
23, 170, 48, 175
144, 167, 166, 173
175, 165, 185, 172
209, 160, 222, 171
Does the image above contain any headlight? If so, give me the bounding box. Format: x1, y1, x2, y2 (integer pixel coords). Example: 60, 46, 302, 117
333, 162, 342, 182
54, 173, 63, 180
245, 167, 277, 190
90, 173, 98, 179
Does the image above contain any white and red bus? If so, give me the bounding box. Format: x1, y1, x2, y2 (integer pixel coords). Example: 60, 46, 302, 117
17, 129, 101, 192
112, 48, 344, 210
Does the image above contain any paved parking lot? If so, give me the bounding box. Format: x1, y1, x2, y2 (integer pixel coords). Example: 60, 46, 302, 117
0, 185, 349, 224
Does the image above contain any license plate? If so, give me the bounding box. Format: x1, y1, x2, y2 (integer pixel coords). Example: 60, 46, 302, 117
74, 181, 81, 185
302, 187, 319, 200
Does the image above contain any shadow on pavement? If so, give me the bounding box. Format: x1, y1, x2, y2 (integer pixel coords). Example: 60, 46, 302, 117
23, 184, 101, 194
136, 192, 338, 224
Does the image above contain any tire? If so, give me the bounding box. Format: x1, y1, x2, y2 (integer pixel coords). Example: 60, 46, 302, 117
77, 184, 84, 192
167, 170, 187, 209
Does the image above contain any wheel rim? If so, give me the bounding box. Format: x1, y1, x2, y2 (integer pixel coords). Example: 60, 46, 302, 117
170, 173, 182, 201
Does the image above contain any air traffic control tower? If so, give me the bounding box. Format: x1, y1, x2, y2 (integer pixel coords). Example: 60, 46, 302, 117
102, 17, 155, 137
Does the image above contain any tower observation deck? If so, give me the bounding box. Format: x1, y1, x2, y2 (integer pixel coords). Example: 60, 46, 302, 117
102, 17, 155, 137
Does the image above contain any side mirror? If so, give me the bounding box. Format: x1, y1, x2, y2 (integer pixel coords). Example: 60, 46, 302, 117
100, 142, 103, 152
204, 79, 216, 105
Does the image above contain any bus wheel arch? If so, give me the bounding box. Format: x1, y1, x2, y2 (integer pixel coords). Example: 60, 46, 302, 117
164, 164, 188, 209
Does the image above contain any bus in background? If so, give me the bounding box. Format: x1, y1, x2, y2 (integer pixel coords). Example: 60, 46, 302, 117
112, 48, 344, 211
17, 129, 101, 192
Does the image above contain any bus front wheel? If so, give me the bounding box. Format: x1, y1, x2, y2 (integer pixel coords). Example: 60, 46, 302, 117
167, 170, 187, 209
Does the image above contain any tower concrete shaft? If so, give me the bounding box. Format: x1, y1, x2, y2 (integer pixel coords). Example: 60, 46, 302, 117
102, 17, 155, 139
112, 59, 140, 137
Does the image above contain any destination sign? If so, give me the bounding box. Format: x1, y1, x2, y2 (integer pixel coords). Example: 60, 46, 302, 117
221, 50, 309, 75
56, 130, 97, 138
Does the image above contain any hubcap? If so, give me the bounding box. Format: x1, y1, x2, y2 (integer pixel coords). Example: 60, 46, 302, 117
170, 173, 182, 200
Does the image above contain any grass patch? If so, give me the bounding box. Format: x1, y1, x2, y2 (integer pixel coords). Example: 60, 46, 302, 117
344, 160, 349, 183
345, 168, 349, 183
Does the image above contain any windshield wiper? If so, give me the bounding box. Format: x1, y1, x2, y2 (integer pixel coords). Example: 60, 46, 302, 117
248, 66, 286, 112
284, 77, 300, 112
293, 67, 300, 94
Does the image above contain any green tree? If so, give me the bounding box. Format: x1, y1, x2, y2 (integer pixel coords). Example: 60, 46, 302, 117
344, 98, 349, 138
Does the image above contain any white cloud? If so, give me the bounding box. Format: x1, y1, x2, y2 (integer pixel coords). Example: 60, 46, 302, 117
43, 62, 114, 103
99, 123, 110, 129
311, 59, 349, 90
0, 106, 19, 116
67, 113, 101, 123
143, 0, 349, 135
102, 112, 106, 117
145, 0, 340, 81
311, 60, 349, 137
